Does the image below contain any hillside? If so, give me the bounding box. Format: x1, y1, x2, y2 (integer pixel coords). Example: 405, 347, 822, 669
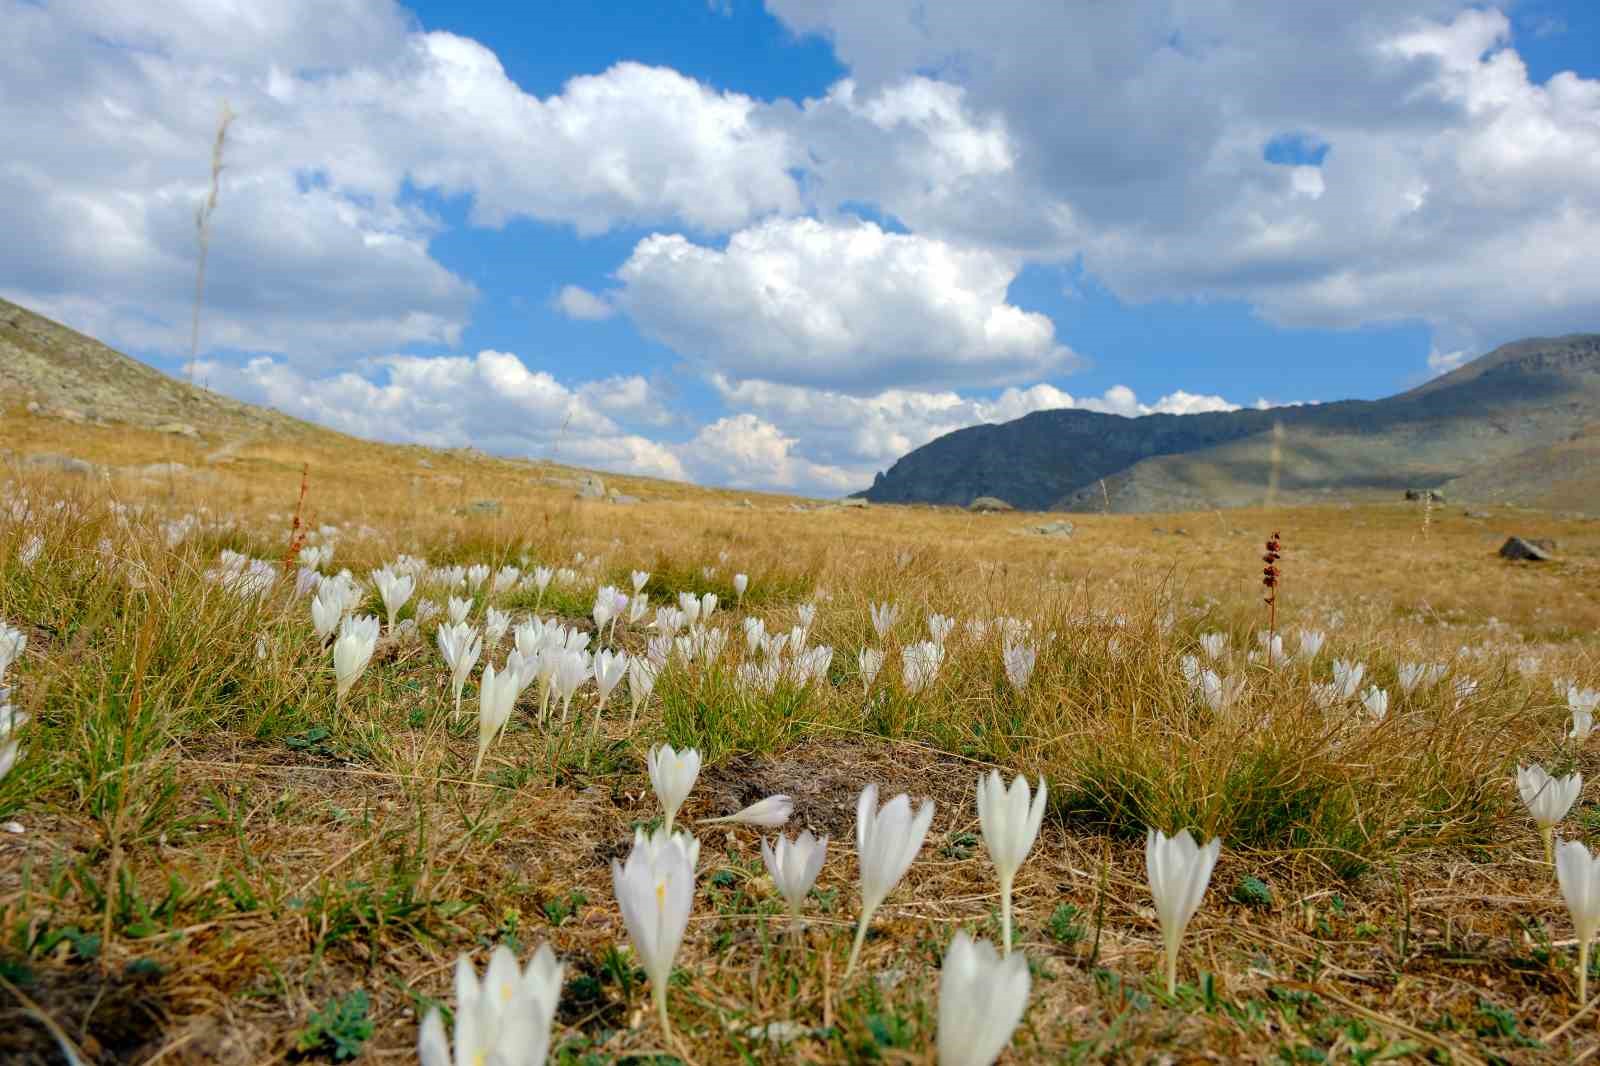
861, 334, 1600, 513
0, 298, 764, 510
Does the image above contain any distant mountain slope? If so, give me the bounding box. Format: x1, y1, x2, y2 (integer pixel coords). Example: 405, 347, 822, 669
0, 297, 305, 436
861, 334, 1600, 513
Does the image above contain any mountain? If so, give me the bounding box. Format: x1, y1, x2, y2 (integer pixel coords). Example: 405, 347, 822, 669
0, 297, 305, 437
859, 334, 1600, 513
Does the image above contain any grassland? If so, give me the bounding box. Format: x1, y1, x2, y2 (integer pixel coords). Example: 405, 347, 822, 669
3, 409, 1600, 1064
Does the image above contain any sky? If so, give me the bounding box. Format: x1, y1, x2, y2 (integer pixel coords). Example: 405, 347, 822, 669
3, 1, 1599, 497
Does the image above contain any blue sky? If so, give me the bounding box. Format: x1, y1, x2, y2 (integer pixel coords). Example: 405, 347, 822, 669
3, 0, 1599, 495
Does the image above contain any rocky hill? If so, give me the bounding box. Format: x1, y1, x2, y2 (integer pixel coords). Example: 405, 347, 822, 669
0, 297, 309, 438
860, 334, 1600, 513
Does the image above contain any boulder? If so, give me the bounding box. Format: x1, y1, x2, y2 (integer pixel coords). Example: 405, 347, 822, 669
1031, 520, 1075, 537
575, 474, 606, 499
24, 452, 94, 476
466, 499, 502, 515
1499, 536, 1553, 561
968, 495, 1014, 513
837, 497, 868, 508
609, 493, 641, 505
154, 421, 199, 437
1404, 488, 1446, 502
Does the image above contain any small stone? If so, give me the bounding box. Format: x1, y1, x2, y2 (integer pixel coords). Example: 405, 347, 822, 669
1031, 520, 1075, 537
154, 421, 198, 437
1499, 536, 1553, 561
466, 499, 502, 515
968, 495, 1014, 513
24, 452, 94, 476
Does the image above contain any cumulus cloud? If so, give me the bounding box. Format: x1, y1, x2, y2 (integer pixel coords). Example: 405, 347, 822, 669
616, 217, 1078, 392
768, 2, 1600, 352
553, 285, 616, 321
705, 374, 1242, 489
0, 2, 800, 362
187, 351, 687, 481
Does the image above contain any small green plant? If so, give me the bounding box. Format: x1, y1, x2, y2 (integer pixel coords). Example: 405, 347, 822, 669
1047, 902, 1087, 945
296, 989, 374, 1061
1232, 875, 1274, 908
542, 890, 588, 927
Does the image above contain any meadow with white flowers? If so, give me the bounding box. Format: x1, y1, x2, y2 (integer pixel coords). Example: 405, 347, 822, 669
2, 452, 1600, 1063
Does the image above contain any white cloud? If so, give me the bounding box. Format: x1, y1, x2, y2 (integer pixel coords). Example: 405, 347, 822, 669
1427, 347, 1471, 375
554, 284, 615, 321
616, 217, 1078, 392
187, 350, 688, 481
706, 374, 1241, 490
679, 414, 862, 493
768, 2, 1600, 352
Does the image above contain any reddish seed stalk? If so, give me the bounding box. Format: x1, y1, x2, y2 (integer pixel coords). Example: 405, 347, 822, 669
280, 462, 311, 573
1262, 530, 1283, 642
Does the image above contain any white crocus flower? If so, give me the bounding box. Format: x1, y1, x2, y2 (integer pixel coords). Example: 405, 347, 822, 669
761, 830, 827, 921
627, 658, 658, 728
701, 794, 793, 828
590, 650, 628, 738
1002, 642, 1036, 693
733, 573, 748, 602
846, 784, 935, 977
484, 607, 511, 648
474, 662, 521, 779
332, 615, 379, 709
858, 647, 885, 687
436, 621, 483, 716
612, 828, 697, 1039
903, 641, 944, 695
1518, 763, 1582, 863
1331, 659, 1365, 700
1360, 685, 1389, 721
936, 930, 1031, 1066
975, 772, 1047, 954
1197, 632, 1226, 660
870, 602, 899, 642
371, 567, 415, 631
446, 596, 472, 626
1569, 687, 1600, 742
310, 586, 343, 644
631, 570, 650, 594
648, 744, 701, 834
418, 943, 563, 1066
1557, 838, 1600, 1004
1145, 827, 1222, 995
1297, 628, 1325, 660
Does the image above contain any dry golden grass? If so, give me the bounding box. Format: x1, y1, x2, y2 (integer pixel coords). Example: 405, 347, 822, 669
3, 416, 1600, 1064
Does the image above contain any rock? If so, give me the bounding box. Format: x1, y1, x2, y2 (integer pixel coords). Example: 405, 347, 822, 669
968, 495, 1014, 513
1404, 488, 1445, 502
575, 474, 606, 499
466, 499, 502, 515
1173, 527, 1190, 536
53, 407, 86, 424
154, 421, 198, 437
1499, 536, 1554, 561
1463, 510, 1491, 519
417, 457, 433, 469
1031, 520, 1075, 537
837, 497, 868, 508
25, 401, 40, 414
739, 498, 754, 509
133, 462, 195, 479
24, 452, 94, 476
609, 493, 640, 505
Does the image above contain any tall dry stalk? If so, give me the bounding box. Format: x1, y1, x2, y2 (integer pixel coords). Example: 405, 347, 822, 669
188, 102, 235, 384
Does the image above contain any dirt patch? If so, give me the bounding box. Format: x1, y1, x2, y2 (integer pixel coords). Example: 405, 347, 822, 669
698, 738, 980, 841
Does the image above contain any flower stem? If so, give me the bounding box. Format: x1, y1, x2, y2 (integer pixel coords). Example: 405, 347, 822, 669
1543, 825, 1555, 865
1165, 942, 1178, 997
844, 904, 876, 978
1000, 872, 1014, 956
1582, 937, 1591, 1005
654, 979, 672, 1040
